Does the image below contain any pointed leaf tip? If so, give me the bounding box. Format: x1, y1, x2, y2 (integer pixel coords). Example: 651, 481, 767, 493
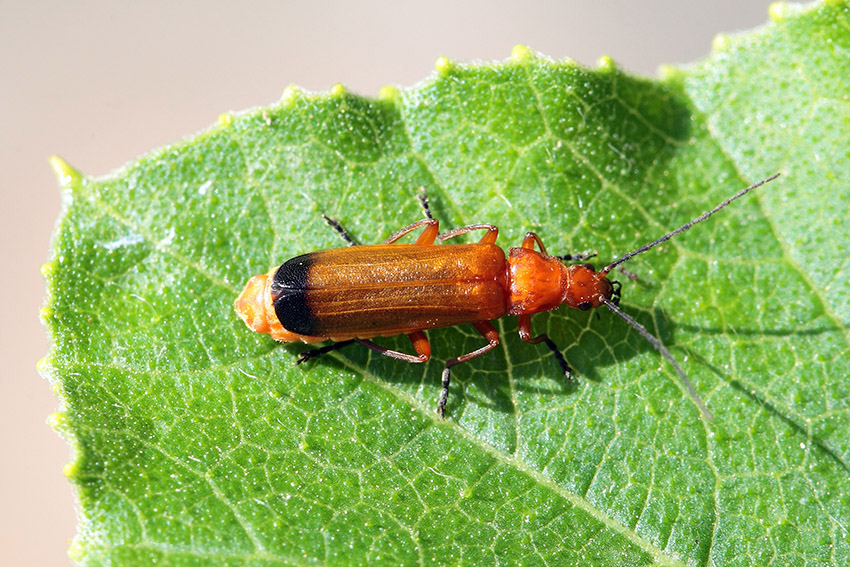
48, 155, 80, 189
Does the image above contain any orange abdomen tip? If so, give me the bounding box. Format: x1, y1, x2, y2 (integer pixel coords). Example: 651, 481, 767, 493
235, 273, 272, 334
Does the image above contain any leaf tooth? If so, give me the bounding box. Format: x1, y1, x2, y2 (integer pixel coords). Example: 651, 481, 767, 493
434, 56, 453, 76
330, 83, 347, 98
35, 356, 51, 377
712, 32, 731, 52
769, 2, 790, 22
597, 55, 617, 72
40, 260, 56, 280
63, 455, 80, 479
281, 84, 302, 108
511, 44, 534, 62
38, 304, 53, 326
217, 112, 235, 128
47, 411, 70, 436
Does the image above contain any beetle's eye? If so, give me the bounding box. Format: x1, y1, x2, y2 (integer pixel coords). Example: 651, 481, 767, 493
611, 281, 622, 306
582, 263, 595, 271
578, 301, 593, 311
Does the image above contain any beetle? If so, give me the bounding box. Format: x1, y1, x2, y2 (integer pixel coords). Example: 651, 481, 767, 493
235, 174, 780, 419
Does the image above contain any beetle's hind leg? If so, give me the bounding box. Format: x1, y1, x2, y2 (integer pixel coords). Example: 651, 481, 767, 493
296, 339, 357, 364
355, 331, 432, 364
298, 332, 432, 366
297, 331, 432, 372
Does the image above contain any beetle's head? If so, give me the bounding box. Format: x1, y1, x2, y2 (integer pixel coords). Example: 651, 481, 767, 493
563, 263, 619, 311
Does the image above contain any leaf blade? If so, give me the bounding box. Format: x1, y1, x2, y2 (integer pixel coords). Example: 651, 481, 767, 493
43, 3, 850, 565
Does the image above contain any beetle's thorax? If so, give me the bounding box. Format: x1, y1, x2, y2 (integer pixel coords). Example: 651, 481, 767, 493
507, 248, 613, 315
507, 247, 564, 315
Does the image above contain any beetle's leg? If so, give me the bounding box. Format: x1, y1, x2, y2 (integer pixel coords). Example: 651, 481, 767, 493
555, 250, 597, 262
320, 214, 358, 246
417, 187, 434, 219
382, 219, 440, 246
296, 339, 357, 364
522, 233, 597, 264
517, 314, 573, 379
355, 331, 431, 363
296, 332, 430, 365
437, 321, 500, 419
548, 248, 635, 280
407, 330, 432, 360
554, 242, 636, 279
520, 232, 547, 253
438, 224, 499, 245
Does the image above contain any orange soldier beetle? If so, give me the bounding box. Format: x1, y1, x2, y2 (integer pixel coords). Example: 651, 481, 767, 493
236, 174, 780, 419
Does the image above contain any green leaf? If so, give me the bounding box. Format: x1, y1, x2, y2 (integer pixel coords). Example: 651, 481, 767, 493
42, 2, 850, 565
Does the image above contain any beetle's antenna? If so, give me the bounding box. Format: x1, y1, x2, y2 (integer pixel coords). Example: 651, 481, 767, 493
600, 296, 713, 421
601, 173, 780, 275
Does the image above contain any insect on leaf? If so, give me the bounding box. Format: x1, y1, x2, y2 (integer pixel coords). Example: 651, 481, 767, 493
42, 2, 850, 565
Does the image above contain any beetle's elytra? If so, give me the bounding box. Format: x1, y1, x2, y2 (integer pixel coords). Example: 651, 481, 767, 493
236, 174, 780, 419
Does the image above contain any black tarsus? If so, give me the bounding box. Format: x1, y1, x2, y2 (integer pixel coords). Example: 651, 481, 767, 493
296, 340, 356, 365
540, 337, 573, 379
322, 187, 432, 245
556, 250, 597, 262
417, 187, 434, 220
321, 214, 358, 246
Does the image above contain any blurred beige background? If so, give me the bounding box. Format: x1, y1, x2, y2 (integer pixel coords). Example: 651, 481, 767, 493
2, 1, 773, 565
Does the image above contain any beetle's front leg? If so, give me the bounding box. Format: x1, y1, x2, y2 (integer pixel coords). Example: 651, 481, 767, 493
517, 314, 573, 380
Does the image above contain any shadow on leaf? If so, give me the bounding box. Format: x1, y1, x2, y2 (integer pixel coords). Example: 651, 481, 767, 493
284, 302, 683, 418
